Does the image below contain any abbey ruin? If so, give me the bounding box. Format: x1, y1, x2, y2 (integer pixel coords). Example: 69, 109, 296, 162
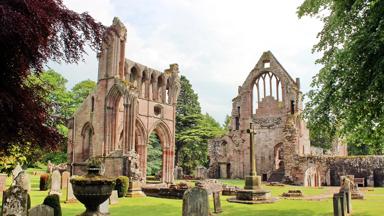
208, 51, 384, 187
66, 18, 384, 189
67, 18, 180, 184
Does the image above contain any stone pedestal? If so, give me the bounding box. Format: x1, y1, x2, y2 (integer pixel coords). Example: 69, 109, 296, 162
244, 175, 262, 190
228, 175, 277, 204
126, 181, 146, 198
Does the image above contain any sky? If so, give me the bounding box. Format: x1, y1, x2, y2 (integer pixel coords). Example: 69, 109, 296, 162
49, 0, 323, 124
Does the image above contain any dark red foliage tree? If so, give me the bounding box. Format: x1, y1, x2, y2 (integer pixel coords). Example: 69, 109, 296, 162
0, 0, 105, 151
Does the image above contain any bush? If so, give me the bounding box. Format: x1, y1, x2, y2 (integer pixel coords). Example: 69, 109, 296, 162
42, 152, 67, 164
115, 176, 129, 197
43, 194, 62, 216
40, 173, 50, 191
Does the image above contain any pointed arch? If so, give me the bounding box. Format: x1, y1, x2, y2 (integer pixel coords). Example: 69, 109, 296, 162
81, 122, 94, 161
105, 84, 125, 155
135, 118, 148, 177
147, 120, 173, 183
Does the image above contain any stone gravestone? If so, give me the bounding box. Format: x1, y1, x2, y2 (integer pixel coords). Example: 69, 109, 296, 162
61, 171, 70, 189
174, 166, 183, 180
28, 204, 54, 216
109, 190, 119, 205
195, 166, 208, 179
14, 171, 31, 193
0, 173, 7, 193
213, 192, 222, 214
1, 186, 28, 216
333, 193, 342, 216
182, 187, 209, 216
49, 170, 61, 195
65, 180, 77, 203
12, 164, 23, 181
99, 199, 109, 215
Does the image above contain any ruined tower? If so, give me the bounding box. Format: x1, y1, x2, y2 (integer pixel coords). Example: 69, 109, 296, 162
67, 18, 180, 184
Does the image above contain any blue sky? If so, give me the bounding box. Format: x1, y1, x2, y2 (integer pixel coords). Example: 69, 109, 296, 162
49, 0, 323, 124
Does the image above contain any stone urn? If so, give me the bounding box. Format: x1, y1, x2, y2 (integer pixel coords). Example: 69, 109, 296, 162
70, 159, 115, 216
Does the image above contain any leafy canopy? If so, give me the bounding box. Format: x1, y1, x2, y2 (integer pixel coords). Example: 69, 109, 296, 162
298, 0, 384, 154
0, 0, 104, 151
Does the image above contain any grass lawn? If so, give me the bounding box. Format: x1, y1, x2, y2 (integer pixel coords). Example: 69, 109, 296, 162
1, 170, 383, 216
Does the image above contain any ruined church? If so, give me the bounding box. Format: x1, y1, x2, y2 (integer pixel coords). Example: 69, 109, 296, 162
67, 18, 180, 184
209, 51, 384, 187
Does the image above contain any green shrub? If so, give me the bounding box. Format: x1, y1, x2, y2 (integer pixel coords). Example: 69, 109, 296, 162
39, 173, 50, 191
43, 194, 62, 216
42, 152, 67, 164
115, 176, 129, 197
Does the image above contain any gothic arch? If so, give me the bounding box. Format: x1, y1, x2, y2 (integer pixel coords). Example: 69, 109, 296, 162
274, 143, 284, 170
105, 84, 125, 155
304, 166, 321, 187
147, 120, 173, 183
135, 118, 147, 177
81, 122, 94, 161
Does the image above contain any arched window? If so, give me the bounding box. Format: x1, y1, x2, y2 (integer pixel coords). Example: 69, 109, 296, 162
252, 72, 283, 113
81, 123, 93, 161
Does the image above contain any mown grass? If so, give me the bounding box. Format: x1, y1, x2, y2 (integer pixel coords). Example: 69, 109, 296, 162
1, 170, 383, 216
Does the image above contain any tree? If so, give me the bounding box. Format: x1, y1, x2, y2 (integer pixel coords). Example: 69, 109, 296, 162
177, 113, 225, 174
0, 0, 104, 152
175, 75, 202, 165
223, 115, 232, 131
298, 0, 384, 154
70, 79, 96, 115
174, 75, 225, 173
146, 133, 162, 176
28, 70, 73, 136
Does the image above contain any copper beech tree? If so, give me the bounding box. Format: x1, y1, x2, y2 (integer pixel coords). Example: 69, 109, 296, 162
0, 0, 105, 151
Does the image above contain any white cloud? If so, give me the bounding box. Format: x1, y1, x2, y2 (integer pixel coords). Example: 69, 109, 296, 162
51, 0, 323, 123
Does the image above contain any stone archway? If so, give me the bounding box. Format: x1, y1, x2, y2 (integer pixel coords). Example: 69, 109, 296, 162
134, 119, 147, 178
304, 166, 321, 187
145, 121, 174, 183
274, 143, 284, 170
81, 122, 94, 161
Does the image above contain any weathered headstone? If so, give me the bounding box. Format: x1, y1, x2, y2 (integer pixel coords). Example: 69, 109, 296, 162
195, 166, 208, 179
65, 180, 77, 203
339, 191, 348, 216
0, 173, 7, 193
99, 199, 109, 215
28, 204, 54, 216
182, 187, 209, 216
333, 193, 342, 216
1, 186, 28, 216
174, 166, 183, 180
49, 170, 61, 195
109, 190, 119, 205
213, 192, 222, 214
61, 171, 70, 189
14, 171, 31, 193
12, 164, 23, 181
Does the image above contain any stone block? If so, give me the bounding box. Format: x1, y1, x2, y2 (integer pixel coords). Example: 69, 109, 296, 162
182, 187, 209, 216
28, 204, 54, 216
109, 190, 119, 205
49, 170, 61, 195
213, 192, 222, 214
61, 171, 70, 189
0, 173, 7, 193
1, 186, 28, 216
244, 175, 262, 190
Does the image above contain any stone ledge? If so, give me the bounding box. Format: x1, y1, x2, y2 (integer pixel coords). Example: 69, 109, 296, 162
227, 197, 278, 204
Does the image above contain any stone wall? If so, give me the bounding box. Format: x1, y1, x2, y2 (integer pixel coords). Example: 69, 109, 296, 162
287, 155, 384, 187
208, 51, 310, 180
